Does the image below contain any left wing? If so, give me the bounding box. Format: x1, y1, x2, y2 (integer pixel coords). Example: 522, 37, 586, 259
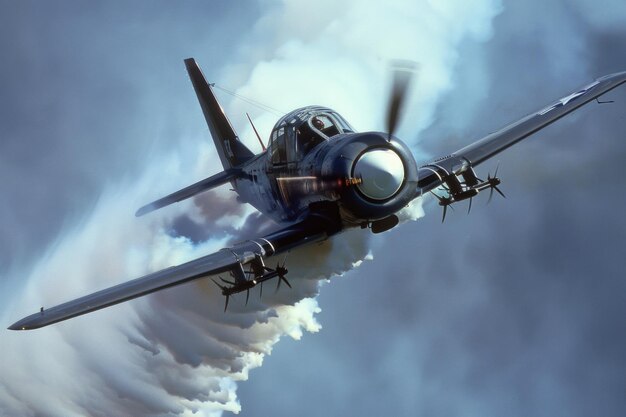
8, 212, 335, 330
417, 71, 626, 195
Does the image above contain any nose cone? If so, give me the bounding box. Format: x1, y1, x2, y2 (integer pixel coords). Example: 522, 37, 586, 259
353, 149, 405, 200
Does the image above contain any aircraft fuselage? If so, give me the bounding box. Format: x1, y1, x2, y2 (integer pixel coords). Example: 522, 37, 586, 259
235, 129, 420, 228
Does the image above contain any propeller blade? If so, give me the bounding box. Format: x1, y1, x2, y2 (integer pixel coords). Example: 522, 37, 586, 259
220, 277, 236, 286
224, 295, 230, 312
276, 261, 282, 293
386, 60, 416, 139
245, 289, 250, 306
211, 278, 227, 292
259, 282, 263, 299
442, 204, 448, 223
494, 162, 500, 178
274, 259, 291, 292
488, 187, 494, 204
494, 186, 506, 199
468, 197, 473, 214
281, 276, 292, 289
431, 191, 444, 204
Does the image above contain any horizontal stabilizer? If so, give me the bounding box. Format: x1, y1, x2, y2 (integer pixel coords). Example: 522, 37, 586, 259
136, 168, 241, 217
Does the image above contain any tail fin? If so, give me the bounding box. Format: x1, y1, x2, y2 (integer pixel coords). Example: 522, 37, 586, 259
185, 58, 254, 169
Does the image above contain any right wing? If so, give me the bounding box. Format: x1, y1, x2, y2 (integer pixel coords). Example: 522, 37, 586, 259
418, 71, 626, 191
8, 212, 335, 330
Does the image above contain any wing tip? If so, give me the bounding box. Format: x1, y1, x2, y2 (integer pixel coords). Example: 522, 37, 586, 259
8, 316, 34, 331
184, 57, 198, 70
135, 203, 157, 217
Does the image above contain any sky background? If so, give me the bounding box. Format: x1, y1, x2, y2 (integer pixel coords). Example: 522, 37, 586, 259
1, 1, 626, 416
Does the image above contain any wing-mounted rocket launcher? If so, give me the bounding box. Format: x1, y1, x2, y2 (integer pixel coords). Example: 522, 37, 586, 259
418, 158, 506, 222
211, 254, 290, 311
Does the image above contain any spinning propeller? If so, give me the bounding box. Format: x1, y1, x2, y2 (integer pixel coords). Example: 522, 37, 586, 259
486, 163, 506, 203
386, 60, 417, 139
270, 259, 291, 292
431, 191, 454, 223
278, 61, 418, 199
211, 276, 236, 312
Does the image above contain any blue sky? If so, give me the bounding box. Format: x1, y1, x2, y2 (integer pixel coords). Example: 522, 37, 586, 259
1, 1, 626, 416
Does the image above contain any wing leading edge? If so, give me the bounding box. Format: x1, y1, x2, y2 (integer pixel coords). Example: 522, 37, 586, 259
9, 249, 240, 330
418, 71, 626, 191
8, 207, 339, 330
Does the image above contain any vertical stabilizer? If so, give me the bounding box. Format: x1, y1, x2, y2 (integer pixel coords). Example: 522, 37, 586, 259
185, 58, 254, 169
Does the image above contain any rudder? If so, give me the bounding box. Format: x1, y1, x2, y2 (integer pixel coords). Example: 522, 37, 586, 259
185, 58, 254, 169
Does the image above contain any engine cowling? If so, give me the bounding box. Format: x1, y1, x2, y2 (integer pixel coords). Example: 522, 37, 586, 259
321, 132, 419, 223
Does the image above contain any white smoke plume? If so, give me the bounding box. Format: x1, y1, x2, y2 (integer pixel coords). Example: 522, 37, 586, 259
0, 1, 501, 415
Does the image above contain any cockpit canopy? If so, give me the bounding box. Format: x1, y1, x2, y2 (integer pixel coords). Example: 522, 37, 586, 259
268, 106, 355, 165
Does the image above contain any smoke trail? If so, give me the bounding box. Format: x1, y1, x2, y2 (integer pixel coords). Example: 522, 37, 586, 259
1, 1, 501, 415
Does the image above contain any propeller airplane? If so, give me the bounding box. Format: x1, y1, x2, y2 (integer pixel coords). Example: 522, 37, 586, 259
9, 58, 626, 330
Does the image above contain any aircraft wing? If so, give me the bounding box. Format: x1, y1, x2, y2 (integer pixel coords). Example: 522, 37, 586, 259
419, 71, 626, 188
9, 251, 239, 330
8, 213, 334, 330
